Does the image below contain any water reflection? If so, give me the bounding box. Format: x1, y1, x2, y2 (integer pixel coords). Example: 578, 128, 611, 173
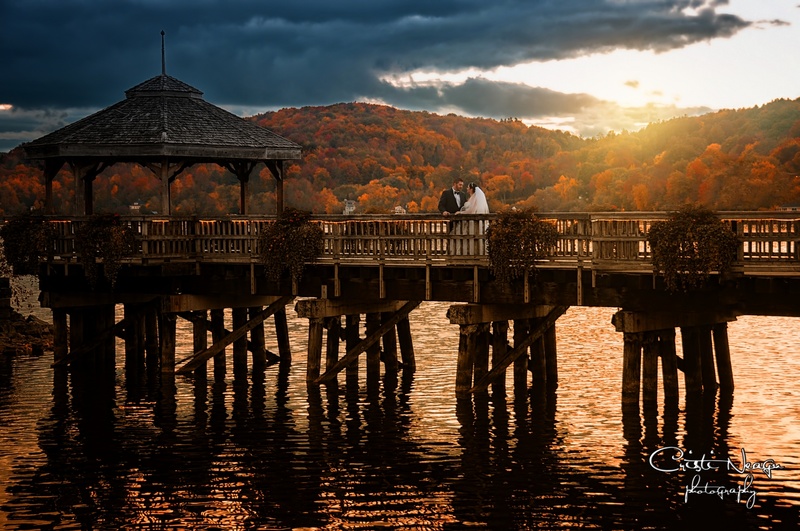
0, 306, 797, 529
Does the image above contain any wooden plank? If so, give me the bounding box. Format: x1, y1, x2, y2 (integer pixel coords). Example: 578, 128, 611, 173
176, 295, 293, 374
470, 305, 568, 393
314, 300, 421, 384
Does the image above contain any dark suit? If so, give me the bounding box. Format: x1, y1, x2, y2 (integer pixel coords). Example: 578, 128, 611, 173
438, 187, 468, 214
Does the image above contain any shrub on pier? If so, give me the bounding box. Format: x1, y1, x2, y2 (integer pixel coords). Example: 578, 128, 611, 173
647, 205, 738, 292
0, 214, 54, 276
75, 214, 137, 289
258, 208, 324, 283
486, 208, 559, 284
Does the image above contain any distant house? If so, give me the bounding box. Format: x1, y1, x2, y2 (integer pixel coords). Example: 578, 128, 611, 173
393, 205, 407, 215
343, 199, 357, 215
777, 205, 800, 212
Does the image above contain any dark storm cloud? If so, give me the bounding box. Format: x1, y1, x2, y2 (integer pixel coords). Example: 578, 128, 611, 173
382, 78, 600, 119
0, 0, 754, 150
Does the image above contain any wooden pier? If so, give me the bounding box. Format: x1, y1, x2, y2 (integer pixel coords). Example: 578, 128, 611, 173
12, 211, 800, 404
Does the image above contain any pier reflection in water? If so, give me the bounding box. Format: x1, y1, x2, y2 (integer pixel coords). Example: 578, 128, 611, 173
0, 303, 798, 529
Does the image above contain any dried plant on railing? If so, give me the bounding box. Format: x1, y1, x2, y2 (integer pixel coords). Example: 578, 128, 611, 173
75, 214, 137, 289
647, 205, 738, 292
486, 208, 559, 284
258, 208, 324, 283
0, 214, 54, 276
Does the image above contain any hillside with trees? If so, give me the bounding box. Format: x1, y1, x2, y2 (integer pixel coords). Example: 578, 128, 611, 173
2, 98, 799, 215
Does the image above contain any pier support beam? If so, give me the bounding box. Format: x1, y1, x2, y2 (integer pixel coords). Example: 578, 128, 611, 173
613, 310, 737, 404
295, 299, 420, 385
192, 310, 208, 379
53, 308, 68, 364
491, 321, 509, 396
159, 309, 176, 374
300, 300, 421, 385
175, 296, 293, 374
232, 307, 248, 378
659, 329, 679, 404
210, 309, 226, 380
622, 332, 642, 403
513, 319, 530, 396
448, 304, 568, 396
713, 322, 734, 393
396, 315, 416, 372
124, 303, 146, 378
345, 314, 360, 384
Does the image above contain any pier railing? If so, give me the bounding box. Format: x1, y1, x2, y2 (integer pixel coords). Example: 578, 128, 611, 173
18, 212, 800, 274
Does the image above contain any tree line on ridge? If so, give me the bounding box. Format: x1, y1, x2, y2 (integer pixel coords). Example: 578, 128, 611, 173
1, 98, 799, 215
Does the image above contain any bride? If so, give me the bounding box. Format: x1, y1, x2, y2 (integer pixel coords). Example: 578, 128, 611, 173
453, 182, 489, 255
457, 182, 490, 214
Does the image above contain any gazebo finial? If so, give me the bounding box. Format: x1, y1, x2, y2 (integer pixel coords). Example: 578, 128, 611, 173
161, 30, 166, 75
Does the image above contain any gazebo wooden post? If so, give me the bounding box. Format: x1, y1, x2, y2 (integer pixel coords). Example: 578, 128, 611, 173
69, 161, 103, 216
226, 161, 257, 216
266, 160, 285, 215
43, 160, 62, 214
160, 159, 171, 216
239, 174, 249, 215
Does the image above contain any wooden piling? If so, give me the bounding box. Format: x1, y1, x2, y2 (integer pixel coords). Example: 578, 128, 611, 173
232, 307, 248, 378
306, 317, 324, 382
102, 304, 116, 370
622, 332, 642, 403
249, 306, 267, 372
325, 316, 341, 372
145, 305, 159, 367
53, 308, 68, 364
698, 325, 717, 393
473, 323, 490, 394
530, 325, 546, 384
544, 323, 558, 389
381, 312, 399, 373
192, 309, 208, 379
396, 315, 415, 372
274, 306, 291, 363
455, 324, 476, 398
513, 319, 530, 395
68, 309, 84, 366
345, 314, 360, 384
210, 309, 226, 380
642, 332, 659, 404
658, 329, 679, 403
713, 322, 734, 393
366, 313, 382, 392
159, 310, 176, 373
680, 326, 703, 396
491, 320, 509, 396
124, 304, 145, 376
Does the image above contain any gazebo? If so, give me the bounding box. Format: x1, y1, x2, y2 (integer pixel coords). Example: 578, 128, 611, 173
22, 47, 301, 216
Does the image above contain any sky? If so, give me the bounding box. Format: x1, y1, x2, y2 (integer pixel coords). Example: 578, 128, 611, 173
1, 0, 798, 153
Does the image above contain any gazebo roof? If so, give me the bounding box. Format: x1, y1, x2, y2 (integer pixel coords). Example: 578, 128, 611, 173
23, 73, 302, 161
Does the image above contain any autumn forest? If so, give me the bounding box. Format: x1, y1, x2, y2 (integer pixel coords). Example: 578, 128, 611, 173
2, 98, 800, 215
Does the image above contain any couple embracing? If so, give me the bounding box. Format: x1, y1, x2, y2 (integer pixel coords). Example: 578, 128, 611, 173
437, 177, 489, 216
438, 177, 490, 255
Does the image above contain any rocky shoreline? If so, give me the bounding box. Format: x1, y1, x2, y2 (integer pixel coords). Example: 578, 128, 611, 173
0, 308, 54, 355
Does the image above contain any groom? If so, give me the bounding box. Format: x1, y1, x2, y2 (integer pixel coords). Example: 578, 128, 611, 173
438, 177, 467, 216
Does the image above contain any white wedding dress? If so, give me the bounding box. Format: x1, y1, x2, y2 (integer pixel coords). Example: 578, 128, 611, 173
453, 187, 490, 255
460, 187, 490, 214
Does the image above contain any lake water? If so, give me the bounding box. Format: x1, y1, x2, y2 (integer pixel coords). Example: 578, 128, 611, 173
0, 296, 798, 530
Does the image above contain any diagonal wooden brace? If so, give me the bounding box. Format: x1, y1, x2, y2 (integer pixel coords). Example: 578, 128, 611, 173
313, 300, 421, 384
176, 295, 293, 374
